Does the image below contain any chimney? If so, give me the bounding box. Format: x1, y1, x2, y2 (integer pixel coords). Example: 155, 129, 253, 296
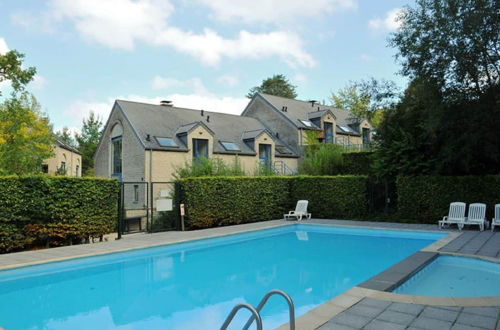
201, 109, 204, 116
309, 100, 317, 107
160, 100, 173, 107
207, 115, 210, 123
146, 134, 151, 141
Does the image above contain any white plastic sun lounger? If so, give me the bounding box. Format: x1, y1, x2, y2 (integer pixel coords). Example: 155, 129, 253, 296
492, 204, 500, 232
284, 200, 311, 221
438, 202, 466, 230
465, 203, 489, 231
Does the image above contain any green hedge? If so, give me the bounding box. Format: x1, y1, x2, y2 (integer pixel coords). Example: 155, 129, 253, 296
397, 175, 500, 223
340, 152, 373, 175
178, 175, 369, 229
290, 176, 368, 218
0, 176, 119, 253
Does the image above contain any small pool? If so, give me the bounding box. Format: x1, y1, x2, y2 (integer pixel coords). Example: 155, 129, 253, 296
0, 224, 443, 329
394, 255, 500, 297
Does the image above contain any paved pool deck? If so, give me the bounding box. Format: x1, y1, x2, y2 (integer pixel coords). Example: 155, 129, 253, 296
0, 218, 499, 330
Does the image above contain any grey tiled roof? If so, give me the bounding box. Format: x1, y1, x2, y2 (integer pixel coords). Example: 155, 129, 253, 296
116, 100, 296, 157
54, 137, 81, 155
258, 93, 365, 135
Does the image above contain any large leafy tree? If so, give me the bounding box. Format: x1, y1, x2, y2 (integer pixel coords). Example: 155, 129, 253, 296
0, 94, 54, 175
75, 112, 103, 176
391, 0, 499, 101
374, 0, 500, 176
0, 50, 36, 96
331, 79, 400, 128
247, 74, 297, 99
55, 127, 77, 147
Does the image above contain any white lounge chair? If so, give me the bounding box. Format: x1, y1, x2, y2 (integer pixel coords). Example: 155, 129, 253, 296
491, 204, 500, 232
465, 203, 488, 231
438, 202, 466, 230
284, 200, 311, 221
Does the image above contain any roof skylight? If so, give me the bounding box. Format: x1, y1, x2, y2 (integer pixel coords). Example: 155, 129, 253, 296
220, 141, 241, 151
155, 137, 178, 147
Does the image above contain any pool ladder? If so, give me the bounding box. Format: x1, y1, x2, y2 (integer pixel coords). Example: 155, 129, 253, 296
220, 289, 295, 330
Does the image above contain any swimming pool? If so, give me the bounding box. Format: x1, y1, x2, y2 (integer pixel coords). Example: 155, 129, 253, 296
0, 224, 443, 329
394, 255, 500, 297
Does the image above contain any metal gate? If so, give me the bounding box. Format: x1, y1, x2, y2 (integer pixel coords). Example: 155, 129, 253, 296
118, 181, 180, 238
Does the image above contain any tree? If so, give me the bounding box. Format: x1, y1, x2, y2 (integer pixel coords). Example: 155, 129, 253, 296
247, 74, 297, 99
75, 112, 103, 175
390, 0, 499, 101
55, 127, 76, 147
331, 79, 400, 128
0, 50, 36, 97
0, 94, 54, 175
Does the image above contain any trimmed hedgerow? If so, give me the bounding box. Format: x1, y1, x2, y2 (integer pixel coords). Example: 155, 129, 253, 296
178, 175, 369, 229
397, 175, 500, 223
0, 176, 119, 253
289, 175, 368, 219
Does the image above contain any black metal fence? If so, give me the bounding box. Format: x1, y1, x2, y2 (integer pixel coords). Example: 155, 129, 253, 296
118, 181, 180, 238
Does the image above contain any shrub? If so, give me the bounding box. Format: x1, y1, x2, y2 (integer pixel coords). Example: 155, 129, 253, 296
174, 156, 246, 178
0, 176, 119, 253
299, 144, 344, 175
290, 175, 368, 218
397, 175, 500, 223
340, 152, 373, 175
178, 175, 369, 229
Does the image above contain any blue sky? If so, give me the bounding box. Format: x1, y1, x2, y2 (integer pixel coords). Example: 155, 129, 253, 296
0, 0, 412, 132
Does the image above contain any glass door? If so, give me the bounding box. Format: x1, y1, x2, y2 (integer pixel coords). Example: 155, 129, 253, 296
192, 138, 209, 160
259, 144, 272, 167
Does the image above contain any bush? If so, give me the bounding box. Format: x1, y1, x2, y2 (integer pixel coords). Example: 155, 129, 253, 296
178, 175, 369, 229
299, 144, 344, 175
174, 156, 246, 178
340, 152, 373, 175
290, 176, 368, 218
0, 176, 119, 253
397, 175, 500, 223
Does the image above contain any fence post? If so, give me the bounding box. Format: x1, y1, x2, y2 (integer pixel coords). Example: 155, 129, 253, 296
117, 183, 122, 240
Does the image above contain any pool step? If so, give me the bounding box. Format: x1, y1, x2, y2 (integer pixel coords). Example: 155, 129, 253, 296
220, 289, 296, 330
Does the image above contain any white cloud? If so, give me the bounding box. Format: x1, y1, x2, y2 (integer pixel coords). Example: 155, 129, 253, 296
0, 37, 9, 54
293, 73, 308, 85
25, 0, 315, 67
197, 0, 357, 24
151, 76, 209, 94
368, 8, 403, 32
31, 75, 48, 90
360, 54, 374, 61
216, 75, 239, 87
63, 99, 114, 128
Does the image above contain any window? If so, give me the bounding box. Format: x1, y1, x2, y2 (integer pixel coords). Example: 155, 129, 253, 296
156, 137, 178, 147
60, 162, 66, 171
41, 164, 48, 174
275, 145, 292, 155
76, 165, 80, 176
362, 128, 370, 144
133, 185, 139, 203
339, 126, 352, 133
300, 120, 314, 127
324, 122, 334, 143
259, 144, 272, 167
112, 136, 122, 177
192, 138, 209, 159
220, 141, 240, 151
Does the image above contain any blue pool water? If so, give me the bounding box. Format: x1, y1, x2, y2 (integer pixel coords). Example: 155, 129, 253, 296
0, 224, 443, 330
394, 255, 500, 297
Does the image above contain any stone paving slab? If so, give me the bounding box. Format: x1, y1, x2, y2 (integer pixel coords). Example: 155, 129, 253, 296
320, 298, 500, 330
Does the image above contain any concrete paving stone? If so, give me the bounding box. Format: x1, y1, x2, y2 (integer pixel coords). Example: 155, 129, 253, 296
317, 321, 357, 330
376, 310, 416, 325
421, 306, 459, 322
331, 312, 372, 328
347, 305, 384, 318
451, 324, 489, 330
357, 298, 392, 310
411, 316, 453, 330
364, 319, 407, 330
387, 302, 425, 316
433, 306, 463, 312
462, 307, 500, 318
456, 312, 498, 329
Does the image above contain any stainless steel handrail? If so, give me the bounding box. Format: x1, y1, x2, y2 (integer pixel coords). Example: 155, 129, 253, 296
220, 303, 263, 330
242, 289, 295, 330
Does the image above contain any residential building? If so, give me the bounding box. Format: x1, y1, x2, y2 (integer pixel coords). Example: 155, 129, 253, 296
94, 100, 299, 184
42, 138, 82, 177
242, 93, 373, 154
